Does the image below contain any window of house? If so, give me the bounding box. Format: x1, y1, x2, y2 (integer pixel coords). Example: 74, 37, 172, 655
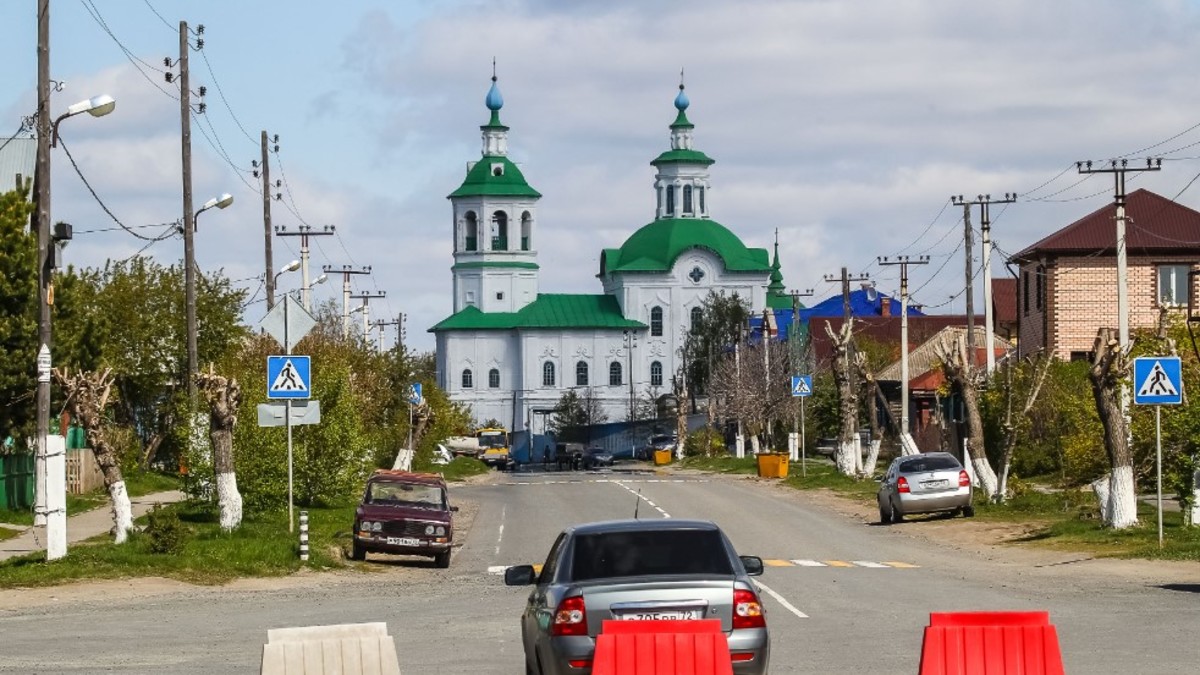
461, 369, 473, 389
609, 362, 623, 386
650, 306, 663, 336
489, 368, 500, 388
576, 361, 589, 386
1022, 271, 1029, 316
543, 361, 556, 387
683, 185, 694, 215
491, 211, 508, 250
1069, 351, 1093, 363
1035, 265, 1045, 311
691, 306, 703, 332
666, 186, 675, 216
465, 211, 478, 251
650, 361, 663, 387
1158, 264, 1191, 307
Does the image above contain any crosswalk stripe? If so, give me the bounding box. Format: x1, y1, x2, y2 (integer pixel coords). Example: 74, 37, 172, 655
881, 561, 920, 568
823, 560, 855, 567
850, 561, 890, 568
764, 559, 794, 567
789, 559, 828, 567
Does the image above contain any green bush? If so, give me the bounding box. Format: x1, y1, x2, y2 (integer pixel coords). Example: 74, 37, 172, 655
683, 430, 725, 457
143, 506, 189, 554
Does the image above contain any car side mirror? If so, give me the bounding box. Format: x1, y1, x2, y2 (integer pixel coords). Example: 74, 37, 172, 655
739, 555, 764, 576
504, 564, 537, 586
450, 505, 460, 512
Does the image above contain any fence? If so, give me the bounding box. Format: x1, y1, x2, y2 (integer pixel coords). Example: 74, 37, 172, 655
0, 453, 35, 511
66, 448, 105, 495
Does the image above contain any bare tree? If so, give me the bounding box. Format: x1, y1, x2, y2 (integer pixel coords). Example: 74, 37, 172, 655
854, 351, 883, 477
934, 333, 998, 495
996, 353, 1053, 502
825, 320, 860, 476
1088, 327, 1138, 529
53, 368, 134, 543
195, 367, 242, 531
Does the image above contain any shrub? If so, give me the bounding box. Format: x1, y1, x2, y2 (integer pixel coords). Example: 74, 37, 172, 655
143, 506, 189, 554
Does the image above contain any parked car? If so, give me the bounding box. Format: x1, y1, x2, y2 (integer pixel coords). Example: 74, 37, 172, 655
877, 452, 973, 523
505, 518, 770, 675
351, 470, 457, 567
638, 433, 678, 460
581, 446, 614, 470
554, 442, 585, 471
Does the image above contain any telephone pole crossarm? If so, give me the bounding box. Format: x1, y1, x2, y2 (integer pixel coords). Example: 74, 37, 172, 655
877, 255, 930, 448
950, 193, 1017, 374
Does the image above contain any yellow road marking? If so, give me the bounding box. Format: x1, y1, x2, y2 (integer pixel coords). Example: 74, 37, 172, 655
881, 561, 920, 568
532, 564, 543, 574
823, 560, 855, 567
764, 559, 794, 567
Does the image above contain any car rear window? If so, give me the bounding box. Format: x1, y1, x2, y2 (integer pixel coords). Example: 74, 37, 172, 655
899, 456, 961, 473
570, 529, 734, 581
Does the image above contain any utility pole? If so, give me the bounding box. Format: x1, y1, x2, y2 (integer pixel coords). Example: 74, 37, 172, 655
822, 266, 870, 362
373, 317, 400, 353
322, 264, 371, 338
254, 131, 280, 309
622, 330, 638, 423
171, 20, 199, 397
276, 225, 335, 310
34, 0, 51, 528
878, 255, 929, 454
397, 312, 407, 352
952, 193, 1017, 375
350, 290, 386, 339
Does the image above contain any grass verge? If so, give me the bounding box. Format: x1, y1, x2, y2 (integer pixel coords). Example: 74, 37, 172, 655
0, 470, 183, 528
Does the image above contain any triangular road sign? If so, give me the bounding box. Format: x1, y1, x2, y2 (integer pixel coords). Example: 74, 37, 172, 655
1136, 360, 1179, 398
271, 359, 308, 393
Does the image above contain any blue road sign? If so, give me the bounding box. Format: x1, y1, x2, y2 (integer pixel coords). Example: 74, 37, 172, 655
791, 375, 813, 397
1133, 356, 1182, 405
267, 355, 311, 399
409, 382, 423, 406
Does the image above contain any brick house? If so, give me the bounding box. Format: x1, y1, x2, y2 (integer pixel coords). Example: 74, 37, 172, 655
1011, 189, 1200, 360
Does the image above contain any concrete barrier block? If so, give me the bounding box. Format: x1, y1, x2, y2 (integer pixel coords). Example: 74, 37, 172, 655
260, 623, 400, 675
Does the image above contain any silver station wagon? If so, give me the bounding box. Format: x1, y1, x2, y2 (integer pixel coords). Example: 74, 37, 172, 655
504, 518, 770, 675
877, 451, 974, 523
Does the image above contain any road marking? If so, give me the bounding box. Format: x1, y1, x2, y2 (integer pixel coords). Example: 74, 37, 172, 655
767, 559, 921, 568
503, 479, 710, 486
764, 559, 794, 567
490, 564, 542, 576
614, 481, 670, 518
494, 505, 506, 556
823, 560, 855, 567
882, 561, 920, 568
850, 560, 890, 568
789, 559, 828, 567
754, 580, 809, 619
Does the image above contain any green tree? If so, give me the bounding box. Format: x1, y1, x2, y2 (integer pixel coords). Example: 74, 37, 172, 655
549, 389, 608, 442
0, 186, 36, 446
684, 291, 751, 397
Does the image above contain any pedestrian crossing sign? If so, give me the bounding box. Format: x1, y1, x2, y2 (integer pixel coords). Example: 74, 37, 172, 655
1133, 356, 1182, 405
267, 355, 311, 399
791, 375, 813, 397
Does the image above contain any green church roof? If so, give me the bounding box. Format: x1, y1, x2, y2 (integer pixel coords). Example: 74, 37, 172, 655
430, 294, 644, 332
448, 155, 541, 199
600, 218, 771, 275
650, 148, 715, 167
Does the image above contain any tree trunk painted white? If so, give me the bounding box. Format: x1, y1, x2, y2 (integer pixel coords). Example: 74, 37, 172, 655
862, 439, 883, 477
971, 455, 998, 496
1091, 474, 1113, 524
109, 480, 134, 544
1109, 465, 1139, 530
749, 435, 761, 454
836, 440, 858, 475
1190, 468, 1200, 527
216, 472, 243, 532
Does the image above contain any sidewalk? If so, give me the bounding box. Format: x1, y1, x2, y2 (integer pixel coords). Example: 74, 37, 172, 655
0, 490, 186, 563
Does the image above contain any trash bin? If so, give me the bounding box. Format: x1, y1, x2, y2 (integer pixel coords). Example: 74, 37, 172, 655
756, 452, 788, 478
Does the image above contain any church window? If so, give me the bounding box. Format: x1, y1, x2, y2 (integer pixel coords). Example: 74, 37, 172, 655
461, 369, 474, 389
688, 266, 705, 284
521, 211, 532, 251
683, 185, 694, 215
543, 361, 556, 387
576, 361, 589, 386
650, 307, 663, 336
464, 211, 478, 251
691, 306, 703, 332
698, 186, 705, 214
609, 362, 623, 386
657, 186, 664, 216
491, 211, 508, 250
491, 162, 504, 176
489, 368, 500, 388
666, 186, 675, 216
650, 361, 663, 387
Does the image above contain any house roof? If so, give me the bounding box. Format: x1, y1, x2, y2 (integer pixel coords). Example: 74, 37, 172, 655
600, 218, 771, 275
802, 287, 923, 319
877, 326, 1012, 383
429, 293, 644, 332
1012, 189, 1200, 261
992, 277, 1017, 326
0, 137, 36, 188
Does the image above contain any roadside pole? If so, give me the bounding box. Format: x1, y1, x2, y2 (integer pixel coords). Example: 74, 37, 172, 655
1131, 356, 1182, 551
800, 394, 807, 477
790, 375, 812, 477
284, 298, 293, 533
1156, 405, 1163, 549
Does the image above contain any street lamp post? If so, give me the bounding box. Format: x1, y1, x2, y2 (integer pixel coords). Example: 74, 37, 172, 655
34, 92, 115, 532
292, 272, 328, 308
186, 193, 232, 397
273, 259, 300, 289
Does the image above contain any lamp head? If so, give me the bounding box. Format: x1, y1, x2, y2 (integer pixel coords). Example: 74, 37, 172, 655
65, 94, 116, 118
279, 259, 301, 274
314, 273, 328, 286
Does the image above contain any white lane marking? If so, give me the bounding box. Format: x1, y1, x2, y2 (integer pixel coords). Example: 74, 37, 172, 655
502, 479, 709, 486
614, 481, 670, 518
789, 559, 828, 567
487, 565, 507, 575
495, 505, 506, 556
754, 580, 809, 619
851, 560, 889, 568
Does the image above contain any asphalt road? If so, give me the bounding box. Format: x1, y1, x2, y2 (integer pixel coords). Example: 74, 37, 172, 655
1, 464, 1198, 674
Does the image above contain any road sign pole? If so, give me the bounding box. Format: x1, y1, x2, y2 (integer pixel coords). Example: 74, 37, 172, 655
1156, 405, 1163, 549
284, 299, 294, 534
801, 395, 807, 477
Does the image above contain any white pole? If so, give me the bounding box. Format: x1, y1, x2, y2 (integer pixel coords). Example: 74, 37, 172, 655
299, 510, 309, 561
284, 298, 294, 534
800, 395, 807, 477
300, 235, 311, 312
45, 434, 67, 560
342, 274, 351, 340
982, 214, 995, 374
362, 300, 370, 339
1156, 405, 1163, 549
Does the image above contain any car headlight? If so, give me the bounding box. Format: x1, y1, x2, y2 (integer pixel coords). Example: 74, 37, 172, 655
372, 522, 382, 532
359, 521, 372, 531
425, 524, 435, 535
435, 526, 446, 536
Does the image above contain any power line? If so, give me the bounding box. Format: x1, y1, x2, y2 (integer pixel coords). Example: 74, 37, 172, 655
140, 0, 175, 32
75, 221, 179, 235
79, 0, 179, 100
58, 136, 179, 242
199, 48, 258, 146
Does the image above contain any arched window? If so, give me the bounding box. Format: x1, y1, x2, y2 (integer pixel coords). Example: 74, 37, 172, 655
461, 369, 474, 389
488, 368, 500, 388
691, 306, 703, 332
521, 211, 532, 251
666, 186, 675, 215
609, 362, 623, 386
650, 361, 663, 387
491, 211, 508, 250
698, 186, 705, 214
542, 361, 556, 387
657, 186, 664, 215
576, 361, 589, 386
464, 211, 478, 251
683, 185, 694, 215
650, 306, 664, 336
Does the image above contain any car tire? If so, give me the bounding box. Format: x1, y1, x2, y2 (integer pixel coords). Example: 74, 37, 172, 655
889, 499, 903, 523
435, 550, 451, 568
962, 504, 975, 518
350, 540, 366, 561
878, 502, 890, 525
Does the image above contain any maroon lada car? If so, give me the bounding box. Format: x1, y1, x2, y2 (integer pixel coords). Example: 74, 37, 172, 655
351, 470, 456, 567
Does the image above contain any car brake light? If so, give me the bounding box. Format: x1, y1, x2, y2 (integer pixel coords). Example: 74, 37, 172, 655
552, 596, 588, 636
959, 470, 970, 487
897, 477, 910, 493
732, 589, 765, 629
731, 653, 756, 663
567, 659, 593, 668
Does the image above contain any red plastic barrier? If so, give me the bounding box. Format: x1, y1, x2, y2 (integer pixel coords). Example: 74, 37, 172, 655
919, 611, 1065, 675
592, 619, 734, 675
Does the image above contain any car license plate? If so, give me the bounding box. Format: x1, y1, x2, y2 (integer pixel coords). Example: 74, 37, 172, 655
386, 537, 420, 546
922, 479, 949, 488
617, 610, 700, 621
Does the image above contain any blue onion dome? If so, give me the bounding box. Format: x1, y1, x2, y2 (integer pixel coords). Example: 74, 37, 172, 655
486, 76, 504, 111
674, 83, 689, 111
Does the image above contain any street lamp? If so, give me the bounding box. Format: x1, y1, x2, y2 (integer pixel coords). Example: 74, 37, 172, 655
34, 93, 115, 537
293, 272, 328, 309
273, 259, 300, 287
194, 193, 233, 230
186, 192, 234, 399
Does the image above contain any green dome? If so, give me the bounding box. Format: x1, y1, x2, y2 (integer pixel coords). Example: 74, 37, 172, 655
600, 218, 770, 275
448, 155, 541, 199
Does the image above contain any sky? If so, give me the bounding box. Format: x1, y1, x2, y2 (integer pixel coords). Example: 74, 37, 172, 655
4, 0, 1200, 352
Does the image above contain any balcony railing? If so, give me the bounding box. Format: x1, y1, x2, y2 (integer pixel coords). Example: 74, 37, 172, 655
491, 236, 508, 251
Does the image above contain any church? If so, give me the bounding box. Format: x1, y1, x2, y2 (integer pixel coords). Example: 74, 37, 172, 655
431, 76, 791, 431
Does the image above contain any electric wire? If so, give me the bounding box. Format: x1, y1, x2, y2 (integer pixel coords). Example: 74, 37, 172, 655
58, 136, 179, 242
140, 0, 176, 32
79, 0, 179, 101
0, 121, 31, 156
199, 48, 258, 146
75, 221, 180, 235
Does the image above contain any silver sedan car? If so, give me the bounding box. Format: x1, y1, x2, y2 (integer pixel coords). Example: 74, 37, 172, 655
877, 451, 974, 523
504, 518, 770, 675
